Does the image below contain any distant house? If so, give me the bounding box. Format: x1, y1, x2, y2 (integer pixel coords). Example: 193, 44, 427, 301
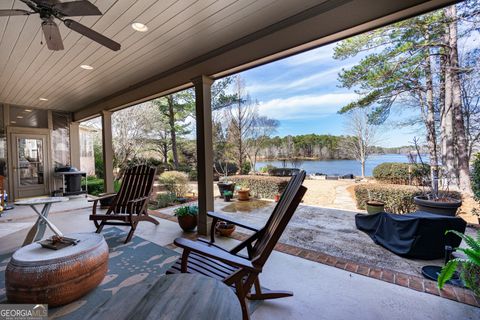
80, 125, 96, 176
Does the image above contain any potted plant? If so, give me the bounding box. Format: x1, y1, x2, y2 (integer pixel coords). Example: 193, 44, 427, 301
365, 190, 385, 214
223, 190, 233, 202
215, 221, 236, 237
438, 230, 480, 297
410, 139, 462, 216
217, 181, 236, 199
237, 187, 250, 201
174, 205, 198, 232
366, 200, 385, 214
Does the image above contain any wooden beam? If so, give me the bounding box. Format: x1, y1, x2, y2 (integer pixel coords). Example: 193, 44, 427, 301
192, 75, 214, 236
101, 111, 114, 193
69, 122, 81, 170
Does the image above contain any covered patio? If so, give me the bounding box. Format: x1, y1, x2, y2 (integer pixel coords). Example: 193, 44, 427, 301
0, 200, 478, 319
0, 0, 479, 319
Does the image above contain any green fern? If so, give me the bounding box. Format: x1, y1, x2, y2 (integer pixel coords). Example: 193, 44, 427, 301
438, 259, 461, 289
446, 230, 480, 252
438, 230, 480, 295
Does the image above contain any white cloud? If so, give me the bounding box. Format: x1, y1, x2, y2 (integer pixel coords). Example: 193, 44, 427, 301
246, 64, 351, 94
285, 45, 335, 66
257, 93, 358, 120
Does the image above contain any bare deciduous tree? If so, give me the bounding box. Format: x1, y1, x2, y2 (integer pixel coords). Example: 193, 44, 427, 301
247, 116, 279, 173
225, 76, 257, 173
111, 103, 156, 178
344, 109, 379, 178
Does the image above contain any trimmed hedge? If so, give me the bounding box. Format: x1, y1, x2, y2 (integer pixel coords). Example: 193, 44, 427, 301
373, 162, 430, 185
472, 153, 480, 202
221, 175, 290, 199
354, 183, 461, 214
84, 178, 121, 196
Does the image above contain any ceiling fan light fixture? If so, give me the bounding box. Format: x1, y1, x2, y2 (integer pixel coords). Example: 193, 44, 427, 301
39, 98, 48, 101
132, 22, 148, 32
25, 109, 32, 112
80, 64, 94, 70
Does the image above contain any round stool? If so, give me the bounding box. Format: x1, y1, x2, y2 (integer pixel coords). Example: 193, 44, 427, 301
6, 233, 108, 307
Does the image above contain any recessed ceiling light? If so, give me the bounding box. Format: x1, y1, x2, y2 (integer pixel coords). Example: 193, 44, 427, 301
39, 98, 48, 101
80, 64, 94, 70
11, 121, 16, 124
132, 22, 148, 32
25, 109, 32, 112
17, 116, 24, 119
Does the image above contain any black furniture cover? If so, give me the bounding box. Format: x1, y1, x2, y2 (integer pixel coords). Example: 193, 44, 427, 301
355, 211, 467, 259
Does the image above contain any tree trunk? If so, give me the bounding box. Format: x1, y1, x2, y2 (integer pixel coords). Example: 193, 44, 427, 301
424, 48, 439, 195
447, 5, 472, 194
361, 160, 365, 178
442, 10, 457, 184
168, 96, 179, 170
439, 46, 447, 167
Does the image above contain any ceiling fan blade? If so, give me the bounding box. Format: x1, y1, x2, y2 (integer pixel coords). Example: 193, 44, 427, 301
42, 20, 64, 50
54, 1, 102, 17
64, 19, 120, 51
0, 9, 32, 16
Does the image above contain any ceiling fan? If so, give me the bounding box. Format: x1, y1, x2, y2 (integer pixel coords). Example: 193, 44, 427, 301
0, 0, 121, 51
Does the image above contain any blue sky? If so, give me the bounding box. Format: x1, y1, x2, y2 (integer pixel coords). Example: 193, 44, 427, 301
235, 42, 424, 148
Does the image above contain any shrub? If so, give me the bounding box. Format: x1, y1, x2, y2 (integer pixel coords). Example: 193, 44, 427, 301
155, 192, 177, 208
84, 177, 121, 196
221, 175, 290, 199
259, 164, 276, 173
354, 183, 461, 214
373, 162, 430, 185
159, 171, 190, 198
472, 153, 480, 202
241, 162, 252, 175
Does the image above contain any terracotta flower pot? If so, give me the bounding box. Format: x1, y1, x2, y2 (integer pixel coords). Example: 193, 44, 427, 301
177, 215, 197, 232
237, 189, 250, 201
216, 222, 235, 237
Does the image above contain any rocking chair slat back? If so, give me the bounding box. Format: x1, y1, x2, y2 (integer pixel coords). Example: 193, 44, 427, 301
251, 171, 306, 267
107, 165, 156, 215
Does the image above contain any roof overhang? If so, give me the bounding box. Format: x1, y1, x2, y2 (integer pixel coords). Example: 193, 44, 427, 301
0, 0, 458, 121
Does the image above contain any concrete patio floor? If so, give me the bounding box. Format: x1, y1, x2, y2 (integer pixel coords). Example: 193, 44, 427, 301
0, 198, 478, 319
161, 198, 476, 278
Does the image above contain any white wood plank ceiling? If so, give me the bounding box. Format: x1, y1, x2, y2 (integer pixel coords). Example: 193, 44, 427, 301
0, 0, 326, 112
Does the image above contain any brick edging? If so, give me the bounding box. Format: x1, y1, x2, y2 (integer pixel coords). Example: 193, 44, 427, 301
149, 210, 480, 308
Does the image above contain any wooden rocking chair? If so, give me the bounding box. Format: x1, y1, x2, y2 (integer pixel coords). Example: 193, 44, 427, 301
167, 171, 307, 319
89, 165, 159, 243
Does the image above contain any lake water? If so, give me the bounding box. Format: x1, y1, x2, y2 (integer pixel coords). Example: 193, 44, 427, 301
255, 154, 425, 177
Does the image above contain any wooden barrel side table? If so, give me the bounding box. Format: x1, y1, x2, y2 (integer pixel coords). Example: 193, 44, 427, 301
6, 233, 108, 307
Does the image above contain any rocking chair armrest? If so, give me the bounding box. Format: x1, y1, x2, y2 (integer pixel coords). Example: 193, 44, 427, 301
174, 237, 259, 271
207, 211, 260, 232
88, 193, 117, 202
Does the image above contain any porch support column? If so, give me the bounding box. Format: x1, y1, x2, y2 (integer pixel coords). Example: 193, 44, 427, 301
69, 122, 81, 169
192, 75, 214, 236
101, 111, 115, 193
